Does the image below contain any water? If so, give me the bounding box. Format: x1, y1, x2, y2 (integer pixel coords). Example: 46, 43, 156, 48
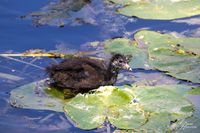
0, 0, 200, 132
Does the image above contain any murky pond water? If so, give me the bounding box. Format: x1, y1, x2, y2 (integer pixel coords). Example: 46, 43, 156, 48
0, 0, 200, 132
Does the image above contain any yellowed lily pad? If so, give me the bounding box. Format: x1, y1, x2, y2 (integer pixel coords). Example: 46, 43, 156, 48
64, 85, 193, 131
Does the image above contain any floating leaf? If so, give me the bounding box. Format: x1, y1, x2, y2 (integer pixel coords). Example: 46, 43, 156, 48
188, 87, 200, 95
64, 86, 146, 130
133, 85, 193, 117
10, 80, 194, 131
10, 80, 68, 112
84, 30, 200, 83
134, 30, 200, 83
64, 85, 194, 131
139, 113, 171, 133
63, 93, 105, 129
107, 0, 200, 20
175, 116, 200, 133
0, 72, 23, 81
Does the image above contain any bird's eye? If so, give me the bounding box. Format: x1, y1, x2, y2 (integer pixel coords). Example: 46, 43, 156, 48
119, 60, 123, 63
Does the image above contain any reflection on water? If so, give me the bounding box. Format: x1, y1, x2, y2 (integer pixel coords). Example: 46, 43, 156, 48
26, 0, 92, 27
25, 0, 136, 38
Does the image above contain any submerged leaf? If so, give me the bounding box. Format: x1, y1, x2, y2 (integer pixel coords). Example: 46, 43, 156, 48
25, 0, 92, 26
0, 72, 24, 81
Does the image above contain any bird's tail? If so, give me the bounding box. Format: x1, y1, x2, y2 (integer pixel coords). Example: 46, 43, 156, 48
45, 64, 57, 76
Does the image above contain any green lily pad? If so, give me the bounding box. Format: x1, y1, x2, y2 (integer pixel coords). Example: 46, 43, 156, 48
139, 113, 171, 133
133, 86, 193, 117
159, 84, 191, 96
134, 30, 200, 83
188, 87, 200, 95
10, 80, 194, 131
87, 30, 200, 83
64, 86, 146, 130
10, 80, 68, 112
107, 0, 200, 20
63, 93, 105, 129
64, 85, 194, 131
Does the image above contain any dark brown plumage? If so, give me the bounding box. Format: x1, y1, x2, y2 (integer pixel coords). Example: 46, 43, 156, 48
46, 54, 132, 94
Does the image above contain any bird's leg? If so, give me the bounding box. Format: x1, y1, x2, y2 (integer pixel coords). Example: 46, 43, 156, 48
125, 84, 132, 87
63, 89, 76, 99
88, 89, 96, 94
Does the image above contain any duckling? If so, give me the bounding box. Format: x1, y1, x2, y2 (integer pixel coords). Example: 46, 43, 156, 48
46, 54, 132, 94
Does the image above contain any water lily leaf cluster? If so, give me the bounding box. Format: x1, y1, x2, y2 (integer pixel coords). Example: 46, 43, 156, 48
134, 30, 200, 83
9, 80, 194, 131
106, 0, 200, 20
64, 85, 193, 131
101, 30, 200, 83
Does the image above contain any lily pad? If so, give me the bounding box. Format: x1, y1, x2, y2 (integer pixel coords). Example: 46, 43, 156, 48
134, 30, 200, 83
133, 85, 193, 117
139, 113, 171, 133
0, 72, 24, 81
63, 93, 105, 129
107, 0, 200, 20
64, 86, 146, 130
64, 85, 194, 131
188, 87, 200, 95
10, 80, 67, 112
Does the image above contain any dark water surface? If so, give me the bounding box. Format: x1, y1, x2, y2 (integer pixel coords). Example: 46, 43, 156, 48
0, 0, 200, 133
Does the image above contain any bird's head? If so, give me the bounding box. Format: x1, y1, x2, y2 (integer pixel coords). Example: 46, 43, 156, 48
111, 54, 132, 71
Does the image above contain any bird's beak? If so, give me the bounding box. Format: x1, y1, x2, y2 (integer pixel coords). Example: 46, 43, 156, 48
123, 63, 132, 71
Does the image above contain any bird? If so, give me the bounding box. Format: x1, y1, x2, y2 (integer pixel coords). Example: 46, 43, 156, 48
46, 54, 132, 96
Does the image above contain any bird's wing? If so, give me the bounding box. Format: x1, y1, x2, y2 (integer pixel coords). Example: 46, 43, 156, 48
71, 63, 105, 89
79, 57, 108, 71
52, 59, 84, 71
55, 57, 107, 71
53, 63, 104, 89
